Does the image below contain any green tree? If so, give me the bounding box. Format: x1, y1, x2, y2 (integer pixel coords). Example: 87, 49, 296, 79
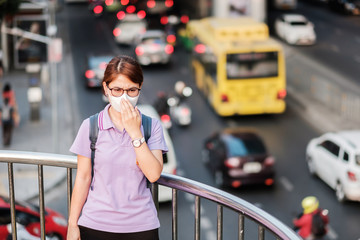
0, 0, 23, 20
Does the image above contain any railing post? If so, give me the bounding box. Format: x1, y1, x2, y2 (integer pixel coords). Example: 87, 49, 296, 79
67, 168, 73, 216
8, 163, 17, 240
238, 214, 244, 240
217, 204, 223, 240
258, 225, 265, 240
151, 182, 159, 213
172, 188, 178, 240
38, 165, 46, 240
195, 196, 200, 240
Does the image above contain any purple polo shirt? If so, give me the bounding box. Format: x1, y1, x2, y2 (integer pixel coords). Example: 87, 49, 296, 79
70, 104, 168, 233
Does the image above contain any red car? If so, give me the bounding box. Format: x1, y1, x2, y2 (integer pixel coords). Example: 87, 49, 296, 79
0, 195, 67, 240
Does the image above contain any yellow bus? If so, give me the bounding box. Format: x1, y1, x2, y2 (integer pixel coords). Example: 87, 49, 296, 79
187, 17, 286, 116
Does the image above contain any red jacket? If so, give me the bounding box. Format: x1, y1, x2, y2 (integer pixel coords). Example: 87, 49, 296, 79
293, 209, 329, 238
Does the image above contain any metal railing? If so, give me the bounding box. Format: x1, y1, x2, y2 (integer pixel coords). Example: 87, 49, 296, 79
0, 150, 300, 240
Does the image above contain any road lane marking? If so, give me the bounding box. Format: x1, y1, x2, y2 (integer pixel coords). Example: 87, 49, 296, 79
279, 176, 294, 192
327, 225, 338, 240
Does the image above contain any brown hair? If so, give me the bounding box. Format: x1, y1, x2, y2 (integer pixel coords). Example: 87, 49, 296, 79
102, 55, 143, 95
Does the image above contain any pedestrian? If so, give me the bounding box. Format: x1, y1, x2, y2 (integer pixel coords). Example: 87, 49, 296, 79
67, 55, 168, 240
2, 83, 20, 126
1, 97, 16, 147
293, 196, 329, 240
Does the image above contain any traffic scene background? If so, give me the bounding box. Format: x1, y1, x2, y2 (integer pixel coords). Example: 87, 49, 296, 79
0, 0, 359, 239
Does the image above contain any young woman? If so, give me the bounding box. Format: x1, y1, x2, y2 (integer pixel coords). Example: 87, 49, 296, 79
67, 55, 168, 240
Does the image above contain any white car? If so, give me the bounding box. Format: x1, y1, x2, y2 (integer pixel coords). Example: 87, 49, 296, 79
137, 104, 177, 203
306, 131, 360, 202
274, 14, 316, 45
113, 14, 147, 45
134, 30, 174, 66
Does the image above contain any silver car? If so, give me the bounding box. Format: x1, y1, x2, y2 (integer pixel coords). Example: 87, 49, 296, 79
134, 30, 174, 66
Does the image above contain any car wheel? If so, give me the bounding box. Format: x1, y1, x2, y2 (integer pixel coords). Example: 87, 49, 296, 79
335, 182, 346, 203
215, 170, 223, 188
306, 156, 317, 176
201, 149, 210, 164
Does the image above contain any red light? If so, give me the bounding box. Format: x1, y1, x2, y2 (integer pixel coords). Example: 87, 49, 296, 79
221, 94, 229, 102
117, 11, 126, 20
181, 15, 189, 24
165, 45, 174, 54
265, 178, 274, 186
93, 5, 103, 14
105, 0, 113, 6
126, 5, 136, 13
194, 44, 206, 54
113, 28, 121, 36
85, 70, 95, 79
348, 171, 357, 181
231, 180, 241, 188
99, 62, 107, 70
167, 34, 176, 43
137, 10, 146, 19
161, 114, 171, 123
121, 0, 129, 5
165, 0, 173, 7
277, 89, 287, 99
147, 0, 156, 8
135, 46, 144, 56
160, 16, 168, 25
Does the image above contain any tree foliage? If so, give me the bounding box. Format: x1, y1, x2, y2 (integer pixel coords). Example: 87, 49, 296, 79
0, 0, 23, 20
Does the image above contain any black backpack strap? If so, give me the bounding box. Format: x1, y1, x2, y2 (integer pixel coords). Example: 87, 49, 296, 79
141, 114, 152, 143
89, 113, 99, 190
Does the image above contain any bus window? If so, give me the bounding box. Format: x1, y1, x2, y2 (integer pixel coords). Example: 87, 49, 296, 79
226, 52, 278, 79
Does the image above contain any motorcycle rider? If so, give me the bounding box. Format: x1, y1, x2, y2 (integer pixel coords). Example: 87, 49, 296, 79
293, 196, 329, 240
154, 91, 169, 116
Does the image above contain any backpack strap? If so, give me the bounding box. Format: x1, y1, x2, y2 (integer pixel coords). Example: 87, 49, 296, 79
141, 114, 152, 143
89, 113, 99, 190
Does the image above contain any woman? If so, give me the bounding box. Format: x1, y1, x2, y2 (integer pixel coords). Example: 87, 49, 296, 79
67, 55, 167, 240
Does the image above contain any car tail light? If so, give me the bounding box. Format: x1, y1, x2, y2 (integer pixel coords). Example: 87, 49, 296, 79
161, 114, 171, 123
165, 44, 174, 54
264, 156, 275, 167
221, 94, 229, 102
165, 0, 173, 7
147, 0, 156, 8
126, 5, 136, 13
135, 46, 144, 56
265, 178, 274, 186
113, 28, 121, 37
277, 89, 287, 99
167, 34, 176, 44
137, 10, 146, 19
194, 44, 206, 54
347, 171, 357, 181
93, 5, 103, 14
85, 70, 95, 79
231, 180, 241, 188
160, 16, 168, 25
117, 11, 126, 20
105, 0, 113, 6
181, 15, 189, 24
121, 0, 129, 5
224, 157, 241, 168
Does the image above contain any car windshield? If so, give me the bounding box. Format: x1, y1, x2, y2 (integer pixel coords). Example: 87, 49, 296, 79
222, 134, 266, 157
226, 52, 278, 79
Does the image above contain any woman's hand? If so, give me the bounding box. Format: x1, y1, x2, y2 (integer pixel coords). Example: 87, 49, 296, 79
67, 225, 81, 240
120, 98, 142, 139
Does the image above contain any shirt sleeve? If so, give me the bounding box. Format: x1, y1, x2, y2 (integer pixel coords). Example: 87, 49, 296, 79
69, 118, 91, 158
147, 118, 168, 153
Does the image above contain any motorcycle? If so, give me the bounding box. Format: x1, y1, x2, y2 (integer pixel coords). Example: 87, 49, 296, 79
167, 86, 192, 127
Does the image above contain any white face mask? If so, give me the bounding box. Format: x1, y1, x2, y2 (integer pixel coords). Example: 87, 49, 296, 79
108, 93, 140, 113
